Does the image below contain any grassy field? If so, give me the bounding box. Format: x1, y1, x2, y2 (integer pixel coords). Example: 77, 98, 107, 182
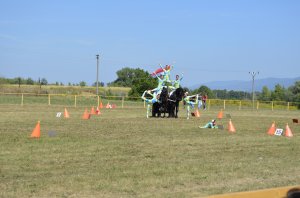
0, 105, 299, 197
0, 84, 131, 96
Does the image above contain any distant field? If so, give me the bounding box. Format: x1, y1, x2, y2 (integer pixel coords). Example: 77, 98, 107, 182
0, 84, 131, 96
0, 105, 299, 197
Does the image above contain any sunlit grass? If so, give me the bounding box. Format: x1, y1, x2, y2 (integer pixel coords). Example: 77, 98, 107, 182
0, 105, 299, 197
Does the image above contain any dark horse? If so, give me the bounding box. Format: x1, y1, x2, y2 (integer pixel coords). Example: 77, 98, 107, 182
152, 87, 169, 117
168, 87, 185, 118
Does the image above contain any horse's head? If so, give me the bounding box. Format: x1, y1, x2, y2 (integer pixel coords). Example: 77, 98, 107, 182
175, 87, 184, 101
159, 87, 169, 102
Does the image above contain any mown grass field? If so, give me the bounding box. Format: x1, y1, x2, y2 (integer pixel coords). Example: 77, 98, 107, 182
0, 105, 299, 197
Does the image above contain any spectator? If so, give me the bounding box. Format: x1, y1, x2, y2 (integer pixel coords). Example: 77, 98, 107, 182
202, 93, 208, 110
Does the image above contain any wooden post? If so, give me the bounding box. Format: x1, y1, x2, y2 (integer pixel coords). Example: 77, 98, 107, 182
21, 94, 24, 106
208, 99, 210, 110
239, 100, 241, 110
256, 101, 259, 110
74, 95, 77, 108
271, 101, 274, 111
122, 96, 124, 108
287, 102, 289, 111
97, 95, 100, 107
48, 94, 51, 105
223, 100, 226, 110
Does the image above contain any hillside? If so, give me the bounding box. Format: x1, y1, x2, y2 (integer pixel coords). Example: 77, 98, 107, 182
190, 77, 300, 91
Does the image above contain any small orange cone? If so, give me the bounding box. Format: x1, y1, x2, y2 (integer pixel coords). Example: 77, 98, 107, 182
90, 106, 96, 115
228, 119, 236, 133
31, 121, 41, 138
194, 109, 200, 117
267, 121, 276, 135
64, 108, 70, 118
284, 123, 293, 137
106, 102, 110, 108
99, 102, 103, 109
217, 109, 223, 119
96, 106, 101, 115
82, 109, 90, 120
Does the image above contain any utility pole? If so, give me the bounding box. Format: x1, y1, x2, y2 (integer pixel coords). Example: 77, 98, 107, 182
249, 71, 259, 109
96, 54, 99, 95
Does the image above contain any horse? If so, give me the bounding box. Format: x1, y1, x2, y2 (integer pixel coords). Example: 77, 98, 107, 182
158, 87, 169, 118
151, 87, 169, 118
167, 87, 185, 118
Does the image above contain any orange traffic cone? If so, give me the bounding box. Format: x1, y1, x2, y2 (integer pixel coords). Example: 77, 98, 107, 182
194, 109, 200, 117
31, 121, 41, 138
96, 106, 101, 115
64, 108, 70, 118
284, 123, 293, 137
267, 121, 276, 135
217, 109, 223, 119
82, 109, 90, 120
228, 119, 236, 133
99, 102, 103, 109
90, 106, 96, 115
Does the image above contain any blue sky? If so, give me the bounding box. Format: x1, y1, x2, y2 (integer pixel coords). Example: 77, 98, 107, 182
1, 0, 299, 88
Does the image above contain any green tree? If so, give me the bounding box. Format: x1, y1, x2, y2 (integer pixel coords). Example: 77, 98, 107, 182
259, 86, 271, 101
92, 81, 105, 87
79, 81, 86, 87
128, 69, 157, 97
288, 81, 300, 103
26, 78, 35, 85
271, 84, 285, 101
195, 85, 215, 98
213, 90, 227, 99
108, 67, 139, 87
41, 78, 48, 85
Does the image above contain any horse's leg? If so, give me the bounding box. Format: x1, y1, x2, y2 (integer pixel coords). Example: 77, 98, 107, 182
175, 102, 179, 118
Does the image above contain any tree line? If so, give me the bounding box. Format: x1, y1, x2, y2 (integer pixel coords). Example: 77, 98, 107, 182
108, 68, 300, 104
0, 77, 104, 88
1, 68, 300, 105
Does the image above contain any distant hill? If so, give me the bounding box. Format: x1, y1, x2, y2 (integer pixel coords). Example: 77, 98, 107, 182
190, 77, 300, 91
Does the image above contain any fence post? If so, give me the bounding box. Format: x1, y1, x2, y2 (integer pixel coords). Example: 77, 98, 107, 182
256, 101, 259, 110
208, 99, 210, 110
271, 101, 274, 111
223, 100, 226, 110
97, 96, 100, 107
48, 94, 51, 105
21, 94, 24, 106
239, 100, 241, 110
287, 102, 289, 111
74, 95, 77, 108
122, 96, 124, 108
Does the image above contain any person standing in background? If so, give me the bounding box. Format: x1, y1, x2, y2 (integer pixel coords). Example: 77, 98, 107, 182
202, 93, 207, 110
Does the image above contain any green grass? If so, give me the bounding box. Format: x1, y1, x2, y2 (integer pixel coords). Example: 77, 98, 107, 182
0, 105, 299, 197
